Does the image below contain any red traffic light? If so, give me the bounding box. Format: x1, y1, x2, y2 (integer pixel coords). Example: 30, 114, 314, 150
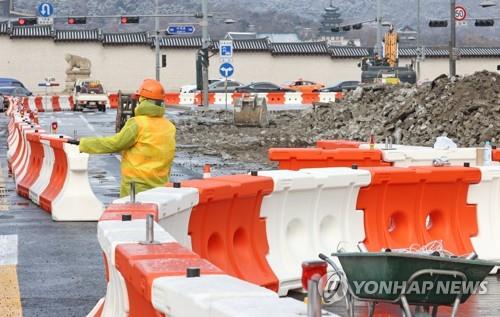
68, 17, 87, 25
120, 16, 140, 24
17, 17, 37, 26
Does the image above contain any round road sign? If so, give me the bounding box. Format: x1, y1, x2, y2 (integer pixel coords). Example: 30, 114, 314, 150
455, 5, 467, 21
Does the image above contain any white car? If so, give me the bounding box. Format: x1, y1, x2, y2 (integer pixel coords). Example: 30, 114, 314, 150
73, 79, 108, 112
180, 85, 197, 94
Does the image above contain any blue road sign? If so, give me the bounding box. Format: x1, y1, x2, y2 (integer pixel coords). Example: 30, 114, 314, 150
219, 63, 234, 78
167, 25, 195, 35
38, 2, 54, 17
219, 40, 233, 58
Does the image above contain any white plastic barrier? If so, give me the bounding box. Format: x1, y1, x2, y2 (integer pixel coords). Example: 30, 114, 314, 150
213, 93, 233, 106
211, 297, 312, 317
40, 96, 53, 112
29, 137, 54, 205
59, 96, 73, 111
7, 120, 24, 161
151, 275, 310, 317
469, 166, 500, 261
284, 92, 303, 105
180, 93, 196, 105
97, 219, 175, 317
381, 147, 492, 167
28, 96, 37, 111
257, 168, 371, 296
114, 187, 199, 248
51, 143, 104, 221
318, 92, 336, 103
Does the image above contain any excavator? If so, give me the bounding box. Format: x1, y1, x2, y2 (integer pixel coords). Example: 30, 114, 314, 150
360, 25, 417, 85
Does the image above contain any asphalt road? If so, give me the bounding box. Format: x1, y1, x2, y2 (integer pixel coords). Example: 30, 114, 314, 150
1, 109, 500, 317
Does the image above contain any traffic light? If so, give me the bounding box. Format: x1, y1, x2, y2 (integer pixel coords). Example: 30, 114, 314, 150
199, 48, 209, 68
68, 17, 87, 25
475, 19, 495, 27
331, 26, 340, 32
429, 20, 448, 27
120, 16, 140, 24
353, 23, 363, 30
342, 25, 351, 32
16, 17, 37, 26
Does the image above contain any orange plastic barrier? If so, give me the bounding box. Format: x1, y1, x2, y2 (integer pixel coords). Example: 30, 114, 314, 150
108, 94, 119, 109
16, 131, 44, 198
164, 92, 181, 106
493, 149, 500, 162
316, 140, 362, 149
301, 92, 320, 105
38, 135, 69, 213
357, 166, 481, 255
8, 122, 28, 170
51, 96, 62, 112
169, 175, 279, 290
194, 92, 215, 105
267, 92, 286, 104
269, 148, 391, 170
34, 96, 44, 112
116, 243, 221, 317
100, 203, 159, 221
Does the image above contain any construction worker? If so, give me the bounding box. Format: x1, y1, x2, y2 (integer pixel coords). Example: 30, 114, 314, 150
70, 79, 176, 197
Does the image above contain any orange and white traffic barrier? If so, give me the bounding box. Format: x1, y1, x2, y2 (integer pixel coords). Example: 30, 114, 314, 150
163, 91, 338, 106
89, 203, 311, 317
6, 111, 104, 221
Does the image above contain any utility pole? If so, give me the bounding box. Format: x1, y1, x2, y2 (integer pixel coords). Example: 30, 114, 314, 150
201, 0, 209, 107
450, 0, 457, 77
375, 0, 382, 55
155, 0, 161, 81
416, 0, 421, 81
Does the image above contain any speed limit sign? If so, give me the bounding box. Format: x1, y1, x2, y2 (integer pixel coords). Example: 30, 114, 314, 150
455, 5, 467, 21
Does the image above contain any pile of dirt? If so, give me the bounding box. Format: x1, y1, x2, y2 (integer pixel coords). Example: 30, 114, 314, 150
175, 71, 500, 164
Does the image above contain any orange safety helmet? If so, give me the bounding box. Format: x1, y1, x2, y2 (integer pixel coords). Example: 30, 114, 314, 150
137, 79, 165, 101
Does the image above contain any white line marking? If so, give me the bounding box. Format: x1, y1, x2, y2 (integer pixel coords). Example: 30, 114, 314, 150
0, 235, 18, 265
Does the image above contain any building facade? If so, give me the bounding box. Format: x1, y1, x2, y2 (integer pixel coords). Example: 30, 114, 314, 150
0, 22, 499, 93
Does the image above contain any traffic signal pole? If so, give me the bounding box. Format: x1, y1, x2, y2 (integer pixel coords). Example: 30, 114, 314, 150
201, 0, 209, 108
450, 0, 457, 77
155, 0, 161, 81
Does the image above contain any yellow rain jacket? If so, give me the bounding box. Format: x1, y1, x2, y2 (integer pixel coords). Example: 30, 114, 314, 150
79, 99, 176, 197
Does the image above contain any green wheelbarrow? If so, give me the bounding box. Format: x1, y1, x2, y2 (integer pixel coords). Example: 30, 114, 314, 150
319, 252, 498, 317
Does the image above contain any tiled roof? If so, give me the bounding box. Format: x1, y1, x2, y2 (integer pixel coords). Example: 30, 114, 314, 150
330, 46, 371, 58
0, 21, 8, 34
212, 38, 270, 51
398, 47, 500, 58
160, 36, 203, 48
271, 42, 329, 55
102, 32, 149, 45
55, 29, 100, 42
10, 25, 52, 38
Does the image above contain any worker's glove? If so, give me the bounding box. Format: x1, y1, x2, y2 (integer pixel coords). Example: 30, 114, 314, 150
67, 139, 80, 146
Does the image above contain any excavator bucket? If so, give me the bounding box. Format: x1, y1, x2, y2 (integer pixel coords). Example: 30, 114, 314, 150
233, 94, 269, 127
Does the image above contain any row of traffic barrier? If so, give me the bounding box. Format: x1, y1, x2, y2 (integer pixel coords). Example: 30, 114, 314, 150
269, 140, 500, 170
19, 95, 75, 112
88, 202, 310, 317
162, 91, 342, 107
6, 99, 104, 221
112, 164, 500, 296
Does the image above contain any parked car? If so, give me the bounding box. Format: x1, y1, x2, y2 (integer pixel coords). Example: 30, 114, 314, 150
0, 77, 29, 90
208, 80, 244, 93
235, 82, 295, 93
315, 81, 360, 93
0, 86, 31, 112
285, 79, 325, 93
